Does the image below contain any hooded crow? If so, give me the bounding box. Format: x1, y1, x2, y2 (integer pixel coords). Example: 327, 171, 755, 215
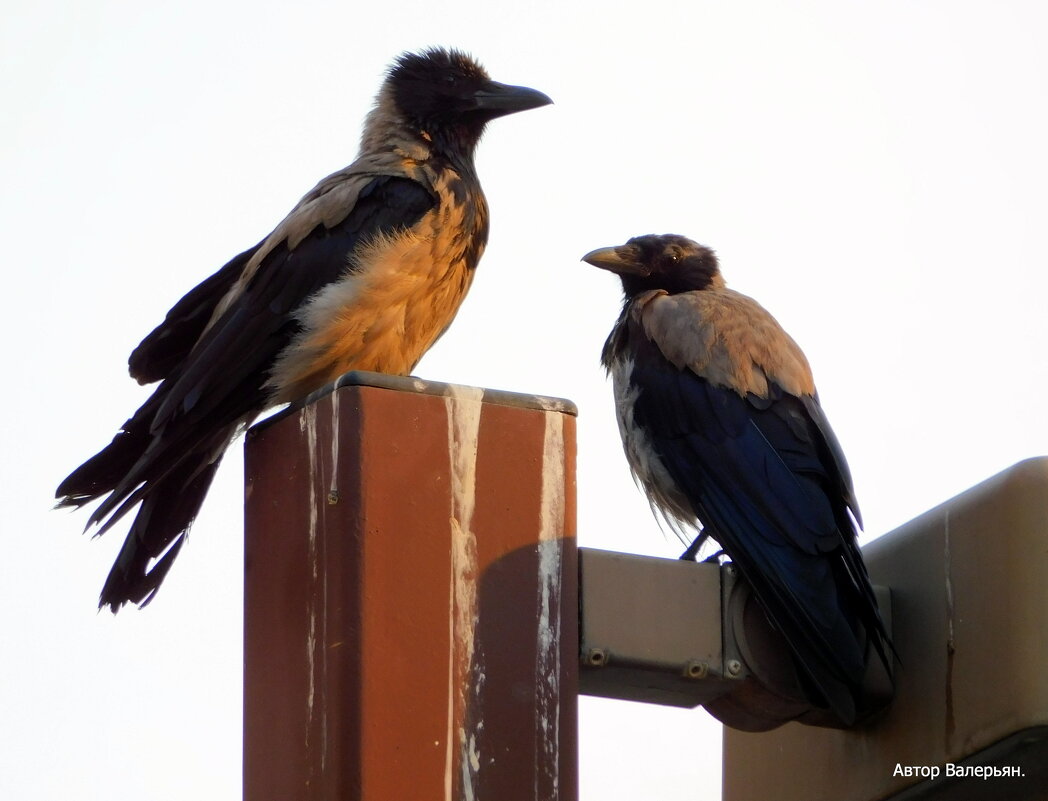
584, 233, 891, 724
57, 48, 551, 611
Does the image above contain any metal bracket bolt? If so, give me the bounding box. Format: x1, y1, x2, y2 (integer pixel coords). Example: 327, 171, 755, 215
584, 648, 608, 667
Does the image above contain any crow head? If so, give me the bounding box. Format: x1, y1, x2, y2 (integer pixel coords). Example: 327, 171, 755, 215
583, 234, 724, 297
387, 48, 551, 156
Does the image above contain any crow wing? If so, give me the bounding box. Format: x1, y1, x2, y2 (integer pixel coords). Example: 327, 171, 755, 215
60, 173, 435, 527
620, 289, 885, 722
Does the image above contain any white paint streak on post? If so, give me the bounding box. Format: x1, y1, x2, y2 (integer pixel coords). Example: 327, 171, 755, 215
299, 406, 321, 765
328, 387, 340, 498
442, 385, 484, 801
536, 411, 566, 800
318, 391, 339, 769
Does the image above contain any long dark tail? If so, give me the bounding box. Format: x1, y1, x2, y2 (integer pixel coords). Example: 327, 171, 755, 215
55, 392, 165, 512
56, 387, 233, 611
97, 456, 222, 610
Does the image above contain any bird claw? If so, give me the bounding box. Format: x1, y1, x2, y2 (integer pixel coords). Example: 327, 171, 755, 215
679, 531, 709, 561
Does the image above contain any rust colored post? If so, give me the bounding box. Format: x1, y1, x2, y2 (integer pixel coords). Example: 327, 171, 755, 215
242, 372, 578, 801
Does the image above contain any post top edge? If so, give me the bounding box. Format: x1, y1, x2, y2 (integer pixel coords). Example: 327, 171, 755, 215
252, 370, 578, 433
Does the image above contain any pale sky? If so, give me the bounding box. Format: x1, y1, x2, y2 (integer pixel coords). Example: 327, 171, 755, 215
4, 1, 1048, 799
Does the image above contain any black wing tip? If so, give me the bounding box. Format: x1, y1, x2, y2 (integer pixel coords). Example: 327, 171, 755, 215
53, 492, 89, 510
128, 340, 167, 385
55, 463, 95, 503
97, 588, 158, 614
98, 537, 184, 613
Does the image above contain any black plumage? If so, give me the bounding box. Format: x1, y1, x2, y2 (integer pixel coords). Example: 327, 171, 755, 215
57, 48, 551, 610
585, 233, 892, 724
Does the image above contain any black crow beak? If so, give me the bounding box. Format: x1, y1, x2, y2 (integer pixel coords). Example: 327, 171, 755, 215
581, 244, 649, 276
472, 81, 553, 117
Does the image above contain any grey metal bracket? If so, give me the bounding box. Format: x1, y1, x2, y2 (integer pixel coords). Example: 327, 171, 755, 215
578, 547, 893, 731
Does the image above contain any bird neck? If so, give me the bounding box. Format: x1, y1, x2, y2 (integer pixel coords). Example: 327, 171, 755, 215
361, 90, 480, 176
